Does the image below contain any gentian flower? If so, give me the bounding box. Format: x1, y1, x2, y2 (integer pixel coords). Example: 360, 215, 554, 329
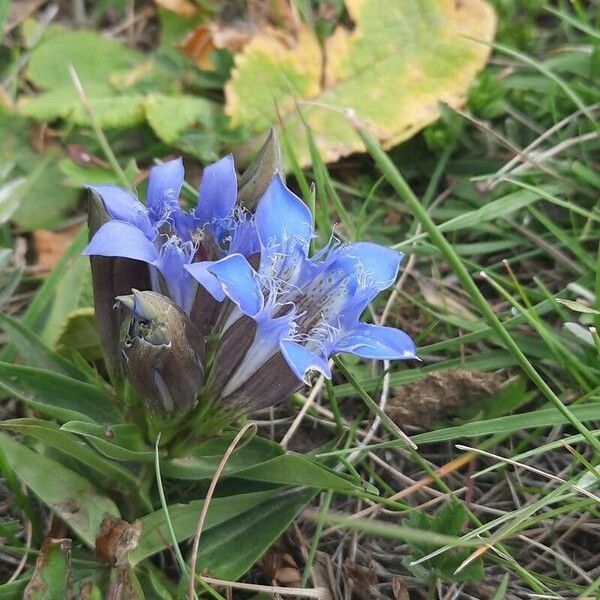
186, 176, 417, 413
84, 141, 416, 425
84, 156, 259, 319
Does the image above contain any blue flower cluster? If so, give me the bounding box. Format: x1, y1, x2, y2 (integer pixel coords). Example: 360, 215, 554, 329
85, 155, 416, 415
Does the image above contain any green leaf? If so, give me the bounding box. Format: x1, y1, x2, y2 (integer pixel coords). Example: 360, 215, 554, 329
226, 0, 496, 165
132, 487, 315, 580
162, 433, 366, 493
55, 308, 103, 362
557, 299, 600, 315
21, 228, 90, 347
19, 89, 146, 130
0, 363, 119, 424
0, 111, 79, 230
0, 177, 25, 225
26, 30, 142, 91
8, 152, 79, 231
403, 502, 484, 583
58, 159, 114, 188
0, 312, 86, 379
131, 489, 280, 564
0, 578, 29, 599
0, 431, 120, 547
145, 94, 216, 144
70, 95, 146, 128
0, 419, 138, 490
196, 488, 315, 580
60, 421, 158, 462
23, 538, 72, 600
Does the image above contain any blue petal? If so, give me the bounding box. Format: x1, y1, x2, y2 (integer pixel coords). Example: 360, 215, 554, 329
280, 341, 332, 381
337, 242, 403, 295
228, 215, 260, 257
154, 241, 196, 311
256, 176, 313, 253
87, 185, 154, 238
83, 221, 158, 264
146, 158, 185, 224
335, 323, 417, 360
185, 261, 226, 302
208, 254, 263, 316
194, 155, 237, 226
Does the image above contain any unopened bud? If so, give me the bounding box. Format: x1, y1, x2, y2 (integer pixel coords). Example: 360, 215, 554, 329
237, 129, 281, 210
116, 290, 205, 415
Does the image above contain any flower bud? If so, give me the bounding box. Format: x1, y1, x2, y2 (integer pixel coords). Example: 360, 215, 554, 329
237, 129, 281, 210
115, 290, 205, 415
88, 190, 150, 383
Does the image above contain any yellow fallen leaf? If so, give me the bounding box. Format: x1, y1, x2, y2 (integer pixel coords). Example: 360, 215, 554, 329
226, 0, 496, 165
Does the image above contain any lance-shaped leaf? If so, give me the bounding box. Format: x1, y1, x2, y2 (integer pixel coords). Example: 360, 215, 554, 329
23, 538, 72, 600
0, 432, 120, 547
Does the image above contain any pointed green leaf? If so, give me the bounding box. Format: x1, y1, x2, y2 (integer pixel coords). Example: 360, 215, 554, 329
131, 489, 280, 564
0, 312, 85, 379
0, 432, 120, 547
60, 421, 158, 462
23, 538, 72, 600
0, 419, 138, 490
0, 363, 119, 424
196, 488, 315, 580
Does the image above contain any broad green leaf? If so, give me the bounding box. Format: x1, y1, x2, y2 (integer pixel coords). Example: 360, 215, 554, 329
0, 419, 138, 489
0, 312, 85, 379
17, 88, 78, 122
20, 92, 147, 129
162, 431, 283, 476
0, 578, 29, 599
165, 451, 363, 492
23, 538, 72, 600
196, 488, 315, 580
26, 30, 142, 91
226, 0, 496, 165
58, 159, 114, 188
131, 489, 281, 564
20, 30, 144, 127
0, 111, 79, 230
0, 431, 120, 547
162, 432, 366, 493
0, 363, 119, 424
60, 421, 158, 462
145, 94, 216, 143
70, 95, 147, 128
131, 487, 315, 581
8, 152, 79, 231
55, 308, 103, 362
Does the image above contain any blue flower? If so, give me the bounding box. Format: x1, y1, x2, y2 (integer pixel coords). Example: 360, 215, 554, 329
186, 176, 417, 411
84, 156, 259, 315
